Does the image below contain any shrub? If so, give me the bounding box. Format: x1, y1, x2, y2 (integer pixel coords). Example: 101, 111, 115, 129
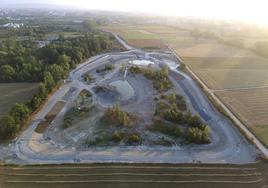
112, 132, 124, 142
127, 133, 142, 144
129, 66, 172, 92
186, 126, 210, 144
188, 115, 203, 127
96, 64, 114, 73
101, 105, 130, 127
0, 115, 18, 139
164, 93, 187, 111
150, 120, 181, 138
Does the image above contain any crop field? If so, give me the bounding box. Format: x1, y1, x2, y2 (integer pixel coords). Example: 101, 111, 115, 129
175, 43, 258, 58
102, 24, 258, 57
183, 57, 268, 90
0, 83, 39, 118
183, 56, 268, 146
0, 162, 267, 188
102, 25, 168, 49
215, 88, 268, 146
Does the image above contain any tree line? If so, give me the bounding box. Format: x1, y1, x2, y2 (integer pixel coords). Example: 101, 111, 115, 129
0, 30, 115, 140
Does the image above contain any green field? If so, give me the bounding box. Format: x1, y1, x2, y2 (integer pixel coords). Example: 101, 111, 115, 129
102, 25, 167, 49
0, 162, 267, 188
0, 83, 39, 118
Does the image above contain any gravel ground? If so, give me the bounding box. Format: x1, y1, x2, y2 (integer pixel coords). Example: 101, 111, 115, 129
0, 39, 259, 164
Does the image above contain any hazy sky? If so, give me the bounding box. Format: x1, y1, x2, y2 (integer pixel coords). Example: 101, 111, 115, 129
2, 0, 268, 25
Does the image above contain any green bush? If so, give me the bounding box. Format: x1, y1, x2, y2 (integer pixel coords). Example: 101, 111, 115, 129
96, 64, 114, 73
186, 126, 210, 144
129, 66, 172, 92
0, 115, 18, 139
127, 133, 142, 144
101, 105, 130, 127
187, 115, 203, 127
112, 132, 124, 142
150, 120, 181, 138
165, 93, 187, 111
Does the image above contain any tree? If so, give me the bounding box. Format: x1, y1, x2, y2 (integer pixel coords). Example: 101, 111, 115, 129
38, 83, 48, 99
29, 95, 43, 110
161, 64, 169, 77
43, 71, 55, 91
102, 105, 130, 127
127, 133, 142, 144
71, 47, 83, 64
0, 65, 16, 82
10, 103, 30, 124
186, 126, 210, 144
56, 54, 71, 71
188, 115, 202, 127
47, 64, 65, 81
0, 115, 18, 139
83, 20, 96, 32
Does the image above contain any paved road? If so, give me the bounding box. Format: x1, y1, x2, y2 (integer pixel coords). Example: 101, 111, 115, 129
5, 35, 259, 164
